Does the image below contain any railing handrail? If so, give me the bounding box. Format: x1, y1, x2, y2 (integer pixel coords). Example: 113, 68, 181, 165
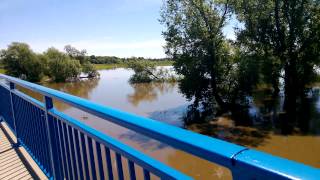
1, 73, 319, 179
0, 76, 192, 179
50, 109, 192, 180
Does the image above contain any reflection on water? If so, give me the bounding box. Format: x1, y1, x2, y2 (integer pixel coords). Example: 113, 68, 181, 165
190, 87, 320, 168
249, 88, 320, 135
189, 117, 270, 147
16, 78, 99, 110
17, 68, 320, 179
128, 82, 176, 106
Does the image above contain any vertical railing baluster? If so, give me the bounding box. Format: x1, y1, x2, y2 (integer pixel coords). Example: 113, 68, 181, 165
31, 104, 40, 165
67, 125, 78, 179
73, 129, 84, 179
11, 94, 20, 138
143, 169, 150, 180
21, 100, 29, 148
36, 104, 50, 174
20, 100, 29, 146
96, 141, 105, 180
80, 132, 90, 180
61, 121, 71, 179
39, 108, 50, 172
19, 98, 28, 147
62, 122, 74, 180
87, 137, 97, 180
37, 108, 46, 169
34, 108, 43, 166
56, 119, 67, 179
43, 109, 54, 174
128, 160, 136, 180
51, 115, 64, 179
8, 82, 19, 145
105, 147, 114, 180
116, 153, 124, 180
44, 96, 56, 178
26, 101, 36, 160
33, 106, 42, 166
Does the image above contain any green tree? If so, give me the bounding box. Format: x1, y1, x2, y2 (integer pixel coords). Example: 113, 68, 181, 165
64, 45, 87, 64
127, 60, 158, 83
1, 42, 44, 82
64, 45, 99, 78
44, 48, 81, 82
160, 0, 259, 117
82, 62, 99, 78
232, 0, 320, 119
0, 50, 4, 64
127, 60, 179, 83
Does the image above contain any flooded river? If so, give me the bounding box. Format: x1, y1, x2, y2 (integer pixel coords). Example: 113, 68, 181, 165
20, 68, 320, 179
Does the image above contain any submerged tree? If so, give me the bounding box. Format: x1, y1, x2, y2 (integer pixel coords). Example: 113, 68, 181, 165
231, 0, 320, 121
82, 62, 99, 78
127, 60, 158, 83
64, 45, 98, 78
44, 48, 82, 82
127, 60, 178, 83
161, 0, 259, 119
64, 45, 88, 64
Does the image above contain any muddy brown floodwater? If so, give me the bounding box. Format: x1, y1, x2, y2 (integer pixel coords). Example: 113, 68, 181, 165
18, 67, 320, 179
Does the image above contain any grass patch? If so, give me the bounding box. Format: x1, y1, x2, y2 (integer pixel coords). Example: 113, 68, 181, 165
93, 64, 127, 70
0, 68, 5, 74
93, 61, 174, 70
152, 60, 174, 66
0, 61, 174, 74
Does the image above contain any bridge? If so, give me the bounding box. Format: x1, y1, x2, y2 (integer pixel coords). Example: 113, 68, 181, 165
0, 74, 319, 180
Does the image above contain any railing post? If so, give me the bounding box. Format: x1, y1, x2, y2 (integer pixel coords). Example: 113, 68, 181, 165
44, 96, 57, 179
9, 82, 19, 146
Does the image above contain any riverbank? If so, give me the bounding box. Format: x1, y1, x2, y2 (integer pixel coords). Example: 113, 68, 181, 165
0, 64, 4, 74
0, 61, 174, 74
93, 61, 173, 70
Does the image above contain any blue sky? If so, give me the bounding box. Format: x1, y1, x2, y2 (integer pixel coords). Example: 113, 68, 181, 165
0, 0, 236, 58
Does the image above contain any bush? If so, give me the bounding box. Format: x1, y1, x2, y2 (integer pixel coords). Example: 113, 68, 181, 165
64, 45, 88, 64
127, 61, 157, 83
82, 62, 99, 78
1, 42, 44, 82
45, 48, 81, 82
127, 60, 178, 83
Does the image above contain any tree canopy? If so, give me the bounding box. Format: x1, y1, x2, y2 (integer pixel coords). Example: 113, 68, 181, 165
231, 0, 320, 122
44, 48, 82, 82
0, 43, 99, 82
0, 42, 44, 82
161, 0, 260, 119
161, 0, 320, 124
64, 45, 88, 64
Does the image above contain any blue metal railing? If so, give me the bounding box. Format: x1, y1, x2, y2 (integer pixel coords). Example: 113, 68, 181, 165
0, 73, 319, 180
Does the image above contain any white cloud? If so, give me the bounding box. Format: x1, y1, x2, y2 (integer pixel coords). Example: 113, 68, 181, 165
71, 38, 166, 58
0, 38, 166, 58
72, 39, 164, 50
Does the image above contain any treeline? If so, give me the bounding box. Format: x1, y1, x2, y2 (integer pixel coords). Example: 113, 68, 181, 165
0, 43, 98, 82
0, 42, 172, 82
88, 55, 170, 64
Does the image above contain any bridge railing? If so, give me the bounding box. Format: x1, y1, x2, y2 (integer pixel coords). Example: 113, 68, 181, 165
0, 74, 319, 180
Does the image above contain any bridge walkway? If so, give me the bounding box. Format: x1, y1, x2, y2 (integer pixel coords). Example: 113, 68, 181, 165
0, 121, 47, 180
